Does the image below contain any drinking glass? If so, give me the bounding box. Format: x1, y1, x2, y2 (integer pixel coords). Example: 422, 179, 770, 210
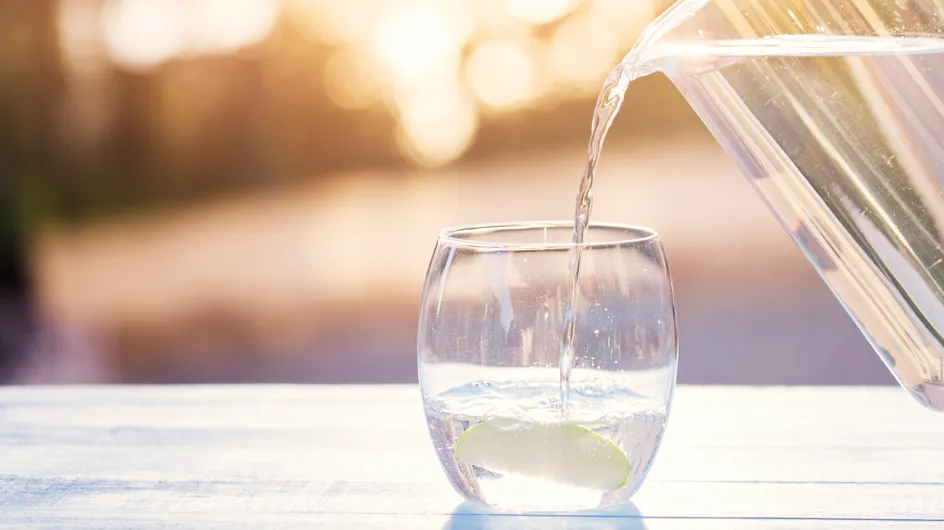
418, 221, 678, 512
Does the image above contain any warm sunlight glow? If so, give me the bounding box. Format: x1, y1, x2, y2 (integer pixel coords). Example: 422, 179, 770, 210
85, 0, 658, 168
466, 40, 536, 110
551, 13, 620, 90
101, 0, 185, 70
507, 0, 577, 24
591, 0, 654, 48
397, 88, 478, 167
188, 0, 280, 54
101, 0, 279, 70
374, 6, 461, 87
296, 0, 392, 45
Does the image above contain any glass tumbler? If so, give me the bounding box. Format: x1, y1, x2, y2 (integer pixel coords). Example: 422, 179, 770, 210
418, 222, 678, 512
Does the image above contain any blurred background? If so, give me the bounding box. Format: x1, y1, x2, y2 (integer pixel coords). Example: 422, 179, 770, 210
0, 0, 895, 385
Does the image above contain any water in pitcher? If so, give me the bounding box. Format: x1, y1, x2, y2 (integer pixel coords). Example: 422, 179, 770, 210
649, 35, 944, 410
563, 34, 944, 412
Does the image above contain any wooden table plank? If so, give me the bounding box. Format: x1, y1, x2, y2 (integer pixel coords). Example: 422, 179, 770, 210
2, 385, 943, 528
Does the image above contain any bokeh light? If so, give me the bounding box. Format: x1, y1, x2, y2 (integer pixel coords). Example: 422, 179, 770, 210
466, 40, 536, 110
551, 13, 620, 90
396, 87, 479, 167
591, 0, 655, 49
187, 0, 280, 55
507, 0, 578, 25
101, 0, 279, 70
374, 5, 461, 87
101, 0, 186, 70
66, 0, 656, 167
291, 0, 392, 46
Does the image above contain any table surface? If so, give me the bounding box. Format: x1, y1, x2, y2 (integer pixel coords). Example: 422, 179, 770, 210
2, 385, 943, 529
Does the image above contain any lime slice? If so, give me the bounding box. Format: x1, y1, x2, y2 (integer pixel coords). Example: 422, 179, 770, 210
455, 419, 631, 491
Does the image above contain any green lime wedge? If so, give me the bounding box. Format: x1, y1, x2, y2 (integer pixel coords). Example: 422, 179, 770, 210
455, 419, 631, 491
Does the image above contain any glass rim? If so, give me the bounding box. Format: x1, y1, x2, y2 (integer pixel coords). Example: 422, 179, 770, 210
438, 221, 660, 250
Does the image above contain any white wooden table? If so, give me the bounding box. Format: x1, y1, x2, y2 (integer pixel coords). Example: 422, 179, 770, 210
1, 385, 943, 528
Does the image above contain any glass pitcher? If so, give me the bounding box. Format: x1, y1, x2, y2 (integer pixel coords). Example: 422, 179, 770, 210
623, 0, 944, 410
